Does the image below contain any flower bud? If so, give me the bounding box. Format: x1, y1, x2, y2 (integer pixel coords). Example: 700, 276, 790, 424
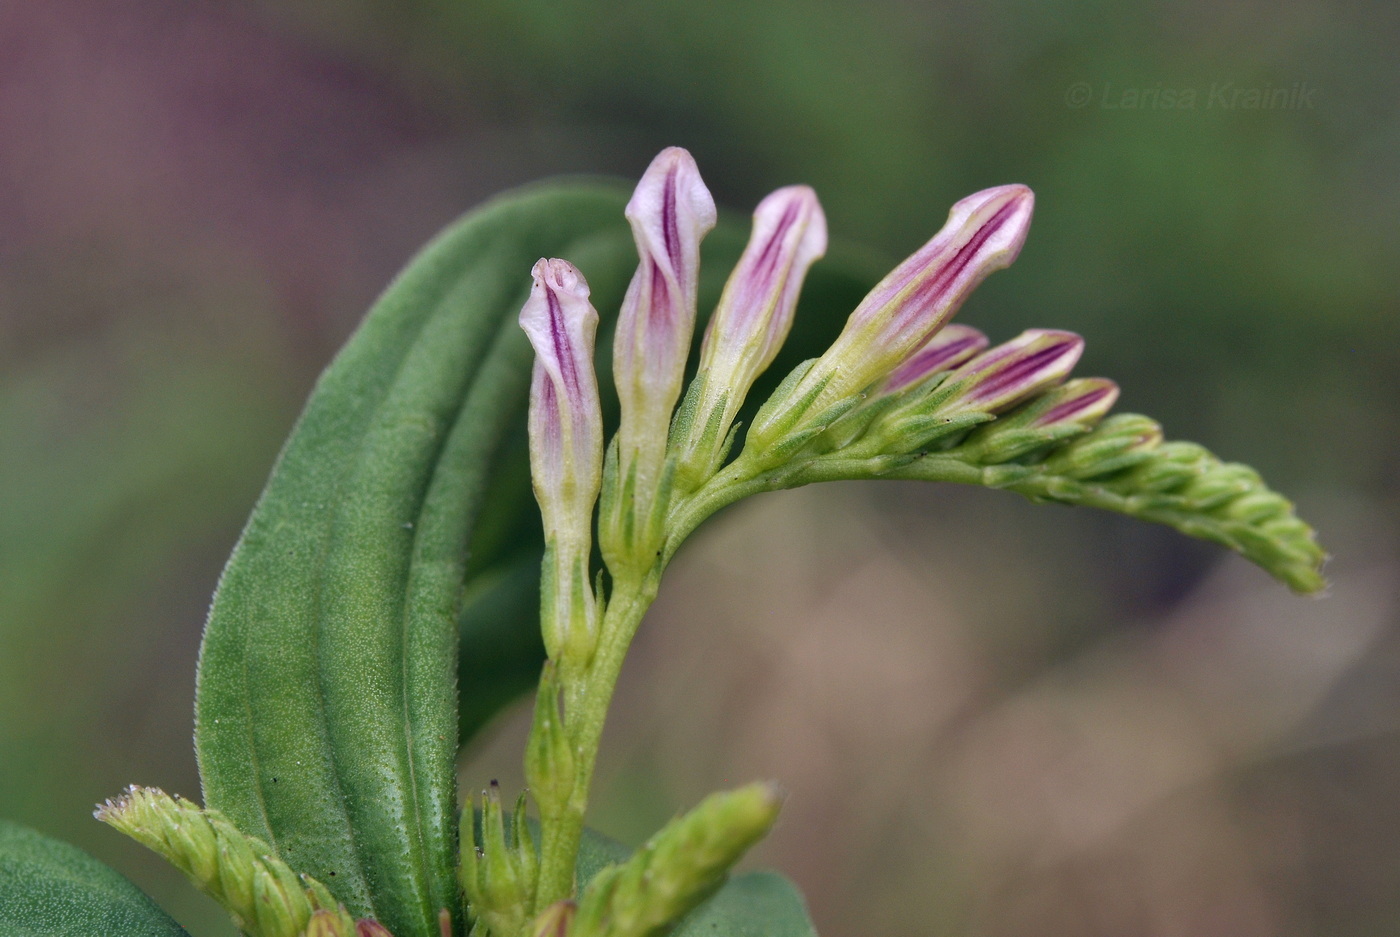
604, 148, 716, 570
961, 377, 1118, 463
96, 786, 335, 937
304, 909, 360, 937
520, 257, 604, 660
529, 900, 577, 937
1110, 441, 1213, 494
881, 324, 990, 394
749, 184, 1033, 447
1179, 463, 1262, 510
934, 329, 1084, 414
1042, 413, 1164, 479
1223, 490, 1294, 524
673, 186, 827, 488
524, 663, 576, 819
355, 919, 396, 937
252, 861, 310, 937
573, 782, 782, 937
460, 783, 532, 937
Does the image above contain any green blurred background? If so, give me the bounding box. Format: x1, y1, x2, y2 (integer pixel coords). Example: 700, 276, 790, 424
2, 2, 1397, 935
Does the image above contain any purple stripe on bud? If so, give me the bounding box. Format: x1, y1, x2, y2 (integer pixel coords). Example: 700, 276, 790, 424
675, 186, 827, 483
751, 185, 1033, 445
945, 329, 1083, 413
833, 185, 1032, 381
1029, 378, 1119, 429
700, 185, 827, 380
520, 258, 603, 538
881, 324, 990, 394
853, 185, 1033, 342
613, 147, 717, 461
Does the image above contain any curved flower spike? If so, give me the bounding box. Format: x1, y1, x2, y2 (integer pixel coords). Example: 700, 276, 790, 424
520, 258, 603, 662
604, 147, 717, 570
748, 184, 1032, 450
673, 185, 827, 488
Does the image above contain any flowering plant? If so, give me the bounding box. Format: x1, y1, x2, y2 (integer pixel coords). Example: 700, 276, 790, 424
0, 150, 1322, 937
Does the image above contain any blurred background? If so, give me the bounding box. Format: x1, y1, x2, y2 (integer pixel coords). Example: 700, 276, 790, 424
2, 1, 1397, 934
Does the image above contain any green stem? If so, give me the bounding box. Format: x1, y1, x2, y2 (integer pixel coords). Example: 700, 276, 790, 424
532, 575, 657, 913
524, 450, 987, 920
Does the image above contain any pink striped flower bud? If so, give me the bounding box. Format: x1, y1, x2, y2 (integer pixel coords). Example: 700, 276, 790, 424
961, 376, 1119, 463
936, 329, 1084, 415
748, 184, 1032, 449
613, 147, 716, 466
880, 323, 990, 394
673, 185, 827, 487
1024, 377, 1119, 429
520, 258, 603, 660
604, 147, 716, 570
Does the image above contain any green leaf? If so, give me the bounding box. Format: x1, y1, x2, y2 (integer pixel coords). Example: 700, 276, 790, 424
194, 183, 644, 937
0, 819, 189, 936
574, 827, 815, 937
672, 872, 815, 937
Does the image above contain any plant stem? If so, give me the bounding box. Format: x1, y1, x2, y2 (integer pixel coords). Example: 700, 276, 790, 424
526, 449, 978, 918
532, 574, 657, 913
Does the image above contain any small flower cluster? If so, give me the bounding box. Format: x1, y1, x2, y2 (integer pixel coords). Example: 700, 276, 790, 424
520, 148, 1050, 657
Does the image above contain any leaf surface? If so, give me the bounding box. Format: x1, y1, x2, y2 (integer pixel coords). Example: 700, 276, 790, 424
0, 819, 188, 937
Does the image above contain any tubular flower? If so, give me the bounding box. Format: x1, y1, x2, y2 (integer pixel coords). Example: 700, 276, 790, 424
748, 184, 1033, 450
519, 257, 604, 662
673, 184, 828, 489
603, 147, 717, 568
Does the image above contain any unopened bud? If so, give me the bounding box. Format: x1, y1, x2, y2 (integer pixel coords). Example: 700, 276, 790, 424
1179, 463, 1263, 510
530, 900, 577, 937
749, 184, 1033, 446
252, 861, 310, 937
961, 377, 1118, 463
1110, 441, 1213, 493
524, 663, 576, 818
881, 324, 990, 395
95, 786, 339, 937
1223, 490, 1293, 524
521, 258, 604, 661
460, 783, 531, 937
931, 329, 1084, 416
573, 782, 782, 937
674, 185, 827, 489
1041, 413, 1163, 479
605, 147, 716, 572
304, 908, 360, 937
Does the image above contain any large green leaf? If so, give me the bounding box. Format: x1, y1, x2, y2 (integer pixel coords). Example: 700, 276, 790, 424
194, 184, 642, 937
575, 827, 816, 937
0, 819, 188, 936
